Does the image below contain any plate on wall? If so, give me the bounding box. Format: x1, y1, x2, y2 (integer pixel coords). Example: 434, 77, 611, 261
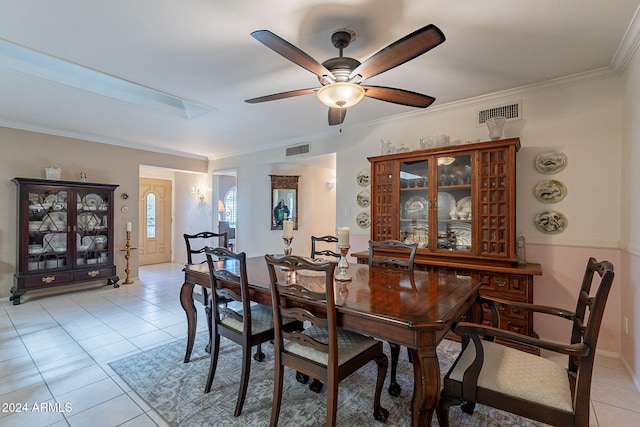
534, 179, 567, 203
356, 190, 371, 208
356, 169, 370, 187
535, 151, 567, 174
534, 210, 567, 234
356, 211, 370, 229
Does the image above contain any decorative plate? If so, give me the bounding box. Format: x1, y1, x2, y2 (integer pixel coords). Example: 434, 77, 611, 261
356, 190, 371, 208
534, 210, 567, 234
49, 212, 67, 223
404, 196, 428, 219
356, 169, 370, 187
450, 223, 472, 247
43, 233, 66, 252
437, 192, 456, 219
82, 236, 96, 249
535, 151, 567, 174
534, 179, 567, 203
456, 196, 472, 213
43, 194, 58, 205
78, 212, 101, 229
356, 211, 370, 229
83, 193, 104, 209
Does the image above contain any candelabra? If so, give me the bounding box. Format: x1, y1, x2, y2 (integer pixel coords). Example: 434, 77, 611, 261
119, 230, 137, 284
282, 236, 293, 256
335, 245, 352, 281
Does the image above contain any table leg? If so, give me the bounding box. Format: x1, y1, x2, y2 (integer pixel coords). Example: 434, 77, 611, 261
410, 347, 440, 427
180, 281, 197, 363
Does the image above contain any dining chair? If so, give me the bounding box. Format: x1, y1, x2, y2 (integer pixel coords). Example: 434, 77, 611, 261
437, 257, 615, 427
368, 239, 418, 397
184, 231, 229, 354
264, 254, 389, 426
204, 247, 302, 417
311, 235, 341, 260
368, 239, 417, 270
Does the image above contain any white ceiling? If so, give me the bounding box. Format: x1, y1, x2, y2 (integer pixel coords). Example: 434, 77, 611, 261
1, 0, 639, 160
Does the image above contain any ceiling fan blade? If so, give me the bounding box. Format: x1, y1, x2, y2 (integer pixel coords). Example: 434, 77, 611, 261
349, 24, 445, 82
362, 86, 435, 108
251, 30, 335, 80
245, 88, 318, 104
328, 108, 346, 126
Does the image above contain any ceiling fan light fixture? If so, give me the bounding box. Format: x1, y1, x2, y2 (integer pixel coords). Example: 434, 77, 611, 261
317, 82, 365, 108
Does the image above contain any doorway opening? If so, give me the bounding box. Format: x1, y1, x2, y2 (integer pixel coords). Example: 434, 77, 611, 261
214, 169, 237, 251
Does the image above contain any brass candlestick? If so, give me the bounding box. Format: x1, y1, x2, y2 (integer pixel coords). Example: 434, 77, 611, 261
283, 236, 293, 256
119, 230, 137, 285
335, 245, 352, 281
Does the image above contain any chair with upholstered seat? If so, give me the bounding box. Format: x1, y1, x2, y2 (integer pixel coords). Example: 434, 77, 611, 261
204, 247, 302, 417
311, 235, 341, 260
437, 257, 615, 427
265, 254, 389, 426
368, 239, 418, 397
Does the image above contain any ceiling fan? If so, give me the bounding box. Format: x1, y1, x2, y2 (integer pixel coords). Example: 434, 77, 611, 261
245, 24, 445, 126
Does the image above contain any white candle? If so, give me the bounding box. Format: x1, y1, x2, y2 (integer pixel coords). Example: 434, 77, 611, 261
337, 226, 350, 246
126, 222, 132, 232
283, 220, 293, 237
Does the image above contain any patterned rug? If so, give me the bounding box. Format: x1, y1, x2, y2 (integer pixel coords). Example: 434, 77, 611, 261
109, 334, 543, 426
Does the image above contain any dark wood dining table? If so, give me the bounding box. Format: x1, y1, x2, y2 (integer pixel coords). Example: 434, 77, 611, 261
180, 256, 481, 427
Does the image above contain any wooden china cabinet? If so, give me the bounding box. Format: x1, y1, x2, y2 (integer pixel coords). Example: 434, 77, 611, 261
12, 178, 120, 305
353, 138, 542, 344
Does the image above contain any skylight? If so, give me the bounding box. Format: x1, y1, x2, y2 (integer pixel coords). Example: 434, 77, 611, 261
0, 38, 215, 119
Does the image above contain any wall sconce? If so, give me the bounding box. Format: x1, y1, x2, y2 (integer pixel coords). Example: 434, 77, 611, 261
218, 200, 225, 220
191, 187, 205, 202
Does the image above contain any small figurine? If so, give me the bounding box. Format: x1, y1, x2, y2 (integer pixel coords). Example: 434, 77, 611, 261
80, 171, 87, 183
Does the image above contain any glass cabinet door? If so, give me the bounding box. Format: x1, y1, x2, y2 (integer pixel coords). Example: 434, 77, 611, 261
76, 189, 111, 267
399, 159, 430, 250
27, 187, 69, 271
435, 154, 472, 253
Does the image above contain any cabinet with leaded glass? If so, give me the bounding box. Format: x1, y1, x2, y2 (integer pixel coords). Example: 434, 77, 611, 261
12, 177, 119, 304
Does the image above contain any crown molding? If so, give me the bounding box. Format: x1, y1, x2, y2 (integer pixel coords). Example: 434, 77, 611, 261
610, 3, 640, 74
0, 119, 208, 161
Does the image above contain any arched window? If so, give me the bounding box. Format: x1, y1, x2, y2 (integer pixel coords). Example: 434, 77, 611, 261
146, 193, 156, 238
224, 187, 237, 226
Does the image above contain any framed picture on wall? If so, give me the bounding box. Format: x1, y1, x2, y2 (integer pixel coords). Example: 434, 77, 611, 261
270, 175, 299, 231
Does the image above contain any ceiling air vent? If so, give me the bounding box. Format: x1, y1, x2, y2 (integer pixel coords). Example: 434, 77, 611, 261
477, 101, 522, 126
286, 143, 310, 157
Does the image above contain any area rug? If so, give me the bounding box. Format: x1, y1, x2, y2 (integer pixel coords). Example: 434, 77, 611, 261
109, 334, 543, 426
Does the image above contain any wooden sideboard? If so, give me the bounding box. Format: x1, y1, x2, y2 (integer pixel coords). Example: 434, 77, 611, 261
362, 138, 542, 348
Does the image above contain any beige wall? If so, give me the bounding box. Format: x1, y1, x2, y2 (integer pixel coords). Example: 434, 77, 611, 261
0, 127, 208, 299
211, 72, 628, 360
620, 28, 640, 385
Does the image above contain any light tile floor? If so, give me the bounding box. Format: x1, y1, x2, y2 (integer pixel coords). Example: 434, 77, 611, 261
1, 262, 639, 426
